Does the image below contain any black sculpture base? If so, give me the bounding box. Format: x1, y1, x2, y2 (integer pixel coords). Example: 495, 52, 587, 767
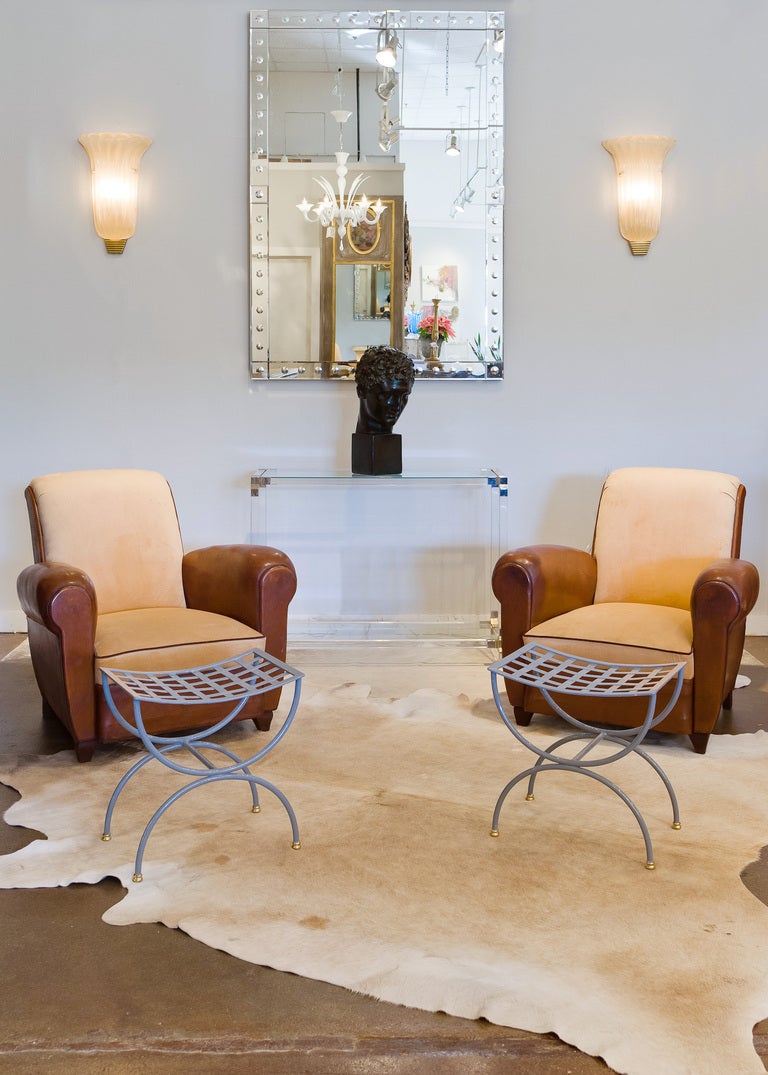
351, 432, 403, 475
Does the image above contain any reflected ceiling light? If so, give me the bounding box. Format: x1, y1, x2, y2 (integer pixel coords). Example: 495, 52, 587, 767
376, 28, 399, 68
376, 67, 398, 102
602, 135, 675, 256
493, 29, 505, 52
296, 108, 385, 252
445, 130, 460, 156
378, 106, 400, 152
78, 131, 151, 254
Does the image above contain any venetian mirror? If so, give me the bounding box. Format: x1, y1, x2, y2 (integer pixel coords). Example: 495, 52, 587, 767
249, 9, 504, 380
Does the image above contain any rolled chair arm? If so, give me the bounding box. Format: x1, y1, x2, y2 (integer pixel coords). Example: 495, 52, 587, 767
16, 562, 98, 755
492, 545, 597, 655
182, 545, 298, 663
691, 557, 760, 731
17, 562, 97, 637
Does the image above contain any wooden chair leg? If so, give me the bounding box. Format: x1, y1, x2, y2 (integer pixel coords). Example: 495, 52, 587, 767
689, 732, 710, 755
253, 711, 273, 732
514, 707, 533, 727
74, 741, 97, 763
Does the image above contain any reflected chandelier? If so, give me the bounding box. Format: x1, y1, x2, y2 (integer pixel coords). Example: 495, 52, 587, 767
296, 71, 386, 252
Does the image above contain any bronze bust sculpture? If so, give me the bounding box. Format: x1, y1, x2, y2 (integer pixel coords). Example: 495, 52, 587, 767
352, 346, 415, 474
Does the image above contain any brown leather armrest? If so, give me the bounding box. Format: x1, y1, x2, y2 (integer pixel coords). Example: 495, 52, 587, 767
16, 562, 98, 751
691, 558, 760, 620
182, 545, 298, 661
17, 562, 97, 637
691, 557, 760, 731
492, 545, 597, 656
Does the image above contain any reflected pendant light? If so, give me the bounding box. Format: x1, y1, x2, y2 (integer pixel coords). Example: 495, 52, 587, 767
296, 77, 386, 252
376, 28, 398, 68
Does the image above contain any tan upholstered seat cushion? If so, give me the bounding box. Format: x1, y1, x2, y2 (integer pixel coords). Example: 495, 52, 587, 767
94, 607, 265, 680
526, 602, 694, 678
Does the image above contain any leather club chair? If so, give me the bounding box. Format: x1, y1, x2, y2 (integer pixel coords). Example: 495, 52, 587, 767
17, 469, 298, 761
492, 467, 759, 754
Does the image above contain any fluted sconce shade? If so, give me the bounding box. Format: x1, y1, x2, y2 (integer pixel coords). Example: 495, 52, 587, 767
602, 135, 674, 256
79, 132, 152, 254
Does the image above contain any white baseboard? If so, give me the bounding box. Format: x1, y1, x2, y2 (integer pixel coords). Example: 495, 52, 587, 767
746, 612, 768, 636
0, 610, 27, 633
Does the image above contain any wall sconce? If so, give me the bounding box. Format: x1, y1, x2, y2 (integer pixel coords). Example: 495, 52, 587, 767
79, 132, 152, 254
445, 130, 460, 157
602, 135, 675, 256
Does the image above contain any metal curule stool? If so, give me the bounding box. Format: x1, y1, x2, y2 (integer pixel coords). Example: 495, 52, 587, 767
100, 649, 304, 882
488, 643, 686, 869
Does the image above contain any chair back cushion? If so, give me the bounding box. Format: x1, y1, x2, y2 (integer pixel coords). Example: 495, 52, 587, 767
592, 467, 743, 610
27, 469, 186, 613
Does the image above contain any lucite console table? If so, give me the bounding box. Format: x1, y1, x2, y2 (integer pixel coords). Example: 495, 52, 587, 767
250, 466, 508, 644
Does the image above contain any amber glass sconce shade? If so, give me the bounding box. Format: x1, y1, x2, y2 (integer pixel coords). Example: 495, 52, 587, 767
602, 135, 674, 256
79, 132, 152, 254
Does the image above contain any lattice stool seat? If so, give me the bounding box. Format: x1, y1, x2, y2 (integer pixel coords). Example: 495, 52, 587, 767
100, 649, 304, 882
488, 643, 686, 869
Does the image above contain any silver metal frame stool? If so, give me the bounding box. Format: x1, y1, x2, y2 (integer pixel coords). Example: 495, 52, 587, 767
488, 643, 686, 869
100, 649, 303, 882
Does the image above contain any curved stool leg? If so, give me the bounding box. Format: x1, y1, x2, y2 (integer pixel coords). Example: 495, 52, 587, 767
132, 772, 301, 882
491, 764, 657, 869
490, 767, 540, 834
103, 741, 261, 840
186, 742, 261, 812
522, 731, 601, 801
102, 747, 181, 840
629, 745, 681, 828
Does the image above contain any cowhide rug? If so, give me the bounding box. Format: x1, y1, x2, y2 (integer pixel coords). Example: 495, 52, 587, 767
1, 682, 767, 1075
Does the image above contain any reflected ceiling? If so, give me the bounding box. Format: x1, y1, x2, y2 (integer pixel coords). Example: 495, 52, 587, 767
266, 20, 493, 134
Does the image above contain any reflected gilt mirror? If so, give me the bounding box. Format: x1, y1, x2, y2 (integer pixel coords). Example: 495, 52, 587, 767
249, 9, 504, 380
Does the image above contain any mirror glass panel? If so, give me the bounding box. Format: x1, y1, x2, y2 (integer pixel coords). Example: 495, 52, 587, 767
354, 265, 391, 320
249, 9, 504, 380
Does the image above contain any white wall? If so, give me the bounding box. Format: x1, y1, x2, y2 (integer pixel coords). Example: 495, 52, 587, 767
2, 0, 767, 632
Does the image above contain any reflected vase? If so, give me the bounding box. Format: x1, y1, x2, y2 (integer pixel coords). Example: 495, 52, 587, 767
419, 337, 444, 359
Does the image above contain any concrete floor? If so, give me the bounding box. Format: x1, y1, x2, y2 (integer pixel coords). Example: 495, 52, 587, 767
1, 633, 767, 1074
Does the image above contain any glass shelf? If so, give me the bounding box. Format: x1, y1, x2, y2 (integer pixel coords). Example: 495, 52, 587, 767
251, 465, 507, 485
250, 466, 508, 645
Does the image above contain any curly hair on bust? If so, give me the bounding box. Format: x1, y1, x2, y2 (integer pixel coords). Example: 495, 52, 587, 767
355, 346, 415, 396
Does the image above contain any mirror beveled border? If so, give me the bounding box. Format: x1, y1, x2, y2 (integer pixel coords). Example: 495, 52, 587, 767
249, 9, 504, 381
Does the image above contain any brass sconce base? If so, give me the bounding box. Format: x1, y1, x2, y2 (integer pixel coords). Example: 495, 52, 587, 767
104, 238, 128, 255
628, 240, 651, 256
